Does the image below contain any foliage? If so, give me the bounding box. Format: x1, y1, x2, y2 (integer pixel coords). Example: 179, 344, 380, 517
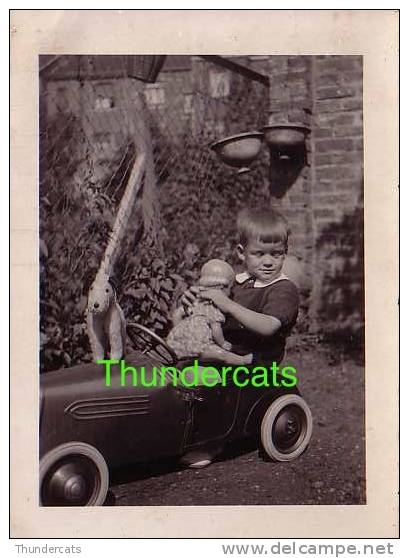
40, 68, 271, 372
40, 115, 189, 371
159, 142, 271, 268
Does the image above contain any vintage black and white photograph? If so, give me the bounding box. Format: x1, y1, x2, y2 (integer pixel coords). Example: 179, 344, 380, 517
10, 9, 398, 539
38, 53, 365, 507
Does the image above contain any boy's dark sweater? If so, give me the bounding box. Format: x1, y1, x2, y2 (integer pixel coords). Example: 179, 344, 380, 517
223, 277, 299, 366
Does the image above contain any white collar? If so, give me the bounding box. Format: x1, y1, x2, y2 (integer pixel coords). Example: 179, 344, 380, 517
235, 271, 291, 288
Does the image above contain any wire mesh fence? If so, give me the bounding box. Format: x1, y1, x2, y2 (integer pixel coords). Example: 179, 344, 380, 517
39, 55, 270, 371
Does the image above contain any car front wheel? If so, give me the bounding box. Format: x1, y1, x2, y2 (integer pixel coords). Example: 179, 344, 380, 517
261, 394, 313, 461
40, 442, 109, 506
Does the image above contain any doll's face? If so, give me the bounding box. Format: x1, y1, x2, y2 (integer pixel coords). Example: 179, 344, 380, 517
200, 280, 232, 296
220, 283, 232, 296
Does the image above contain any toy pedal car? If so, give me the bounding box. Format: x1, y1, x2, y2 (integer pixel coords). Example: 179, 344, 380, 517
39, 323, 313, 506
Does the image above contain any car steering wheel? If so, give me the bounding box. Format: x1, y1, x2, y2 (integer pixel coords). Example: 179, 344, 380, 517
126, 322, 178, 365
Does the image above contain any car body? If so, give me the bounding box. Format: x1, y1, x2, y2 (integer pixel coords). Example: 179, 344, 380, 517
39, 325, 313, 506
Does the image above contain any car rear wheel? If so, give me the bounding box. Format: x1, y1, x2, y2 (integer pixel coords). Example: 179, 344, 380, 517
40, 442, 109, 506
261, 394, 313, 461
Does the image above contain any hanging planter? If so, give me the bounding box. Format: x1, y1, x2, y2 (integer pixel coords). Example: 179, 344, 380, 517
263, 123, 310, 198
261, 124, 310, 159
209, 131, 264, 174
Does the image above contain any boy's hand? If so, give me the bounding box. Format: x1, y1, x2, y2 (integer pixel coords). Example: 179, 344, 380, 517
179, 285, 203, 311
200, 289, 232, 313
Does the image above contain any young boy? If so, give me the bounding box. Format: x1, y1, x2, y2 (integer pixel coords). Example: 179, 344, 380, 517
177, 207, 299, 468
180, 207, 299, 367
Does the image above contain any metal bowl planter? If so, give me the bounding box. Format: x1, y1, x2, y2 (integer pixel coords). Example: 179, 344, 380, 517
210, 131, 264, 174
262, 124, 310, 146
262, 124, 310, 160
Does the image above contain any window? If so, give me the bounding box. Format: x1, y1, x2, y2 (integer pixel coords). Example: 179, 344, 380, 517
209, 70, 230, 98
144, 85, 165, 106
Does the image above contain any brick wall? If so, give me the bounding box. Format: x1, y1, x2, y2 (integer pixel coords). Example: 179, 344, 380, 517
263, 55, 364, 344
311, 56, 363, 344
262, 56, 314, 331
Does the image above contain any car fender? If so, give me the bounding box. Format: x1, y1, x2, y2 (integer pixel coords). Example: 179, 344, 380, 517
40, 357, 190, 467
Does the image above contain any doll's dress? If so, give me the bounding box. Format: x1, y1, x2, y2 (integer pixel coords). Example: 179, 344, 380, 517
166, 301, 225, 359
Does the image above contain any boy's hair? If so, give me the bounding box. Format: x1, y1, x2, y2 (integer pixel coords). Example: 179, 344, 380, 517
237, 207, 290, 249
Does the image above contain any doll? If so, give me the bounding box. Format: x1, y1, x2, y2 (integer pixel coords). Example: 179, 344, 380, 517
166, 259, 252, 365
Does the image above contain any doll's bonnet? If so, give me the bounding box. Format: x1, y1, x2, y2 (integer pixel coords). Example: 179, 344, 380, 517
198, 259, 235, 288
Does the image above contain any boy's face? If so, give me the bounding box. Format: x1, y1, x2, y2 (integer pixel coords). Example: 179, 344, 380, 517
237, 238, 286, 284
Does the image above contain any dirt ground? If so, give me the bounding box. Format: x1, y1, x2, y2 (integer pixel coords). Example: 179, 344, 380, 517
109, 336, 365, 506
